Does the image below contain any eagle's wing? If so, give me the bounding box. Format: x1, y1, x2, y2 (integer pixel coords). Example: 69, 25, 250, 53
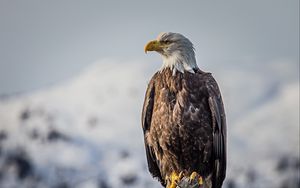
141, 78, 164, 185
206, 75, 227, 188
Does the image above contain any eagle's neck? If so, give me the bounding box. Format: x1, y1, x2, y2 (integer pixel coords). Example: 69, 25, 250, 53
160, 50, 198, 76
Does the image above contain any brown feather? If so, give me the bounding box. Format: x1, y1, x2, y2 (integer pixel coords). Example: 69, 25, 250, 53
141, 68, 226, 187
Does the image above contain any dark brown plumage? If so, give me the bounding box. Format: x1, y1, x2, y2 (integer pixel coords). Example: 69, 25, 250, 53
142, 68, 226, 188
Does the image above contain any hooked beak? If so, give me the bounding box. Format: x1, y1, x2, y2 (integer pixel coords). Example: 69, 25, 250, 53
144, 40, 163, 53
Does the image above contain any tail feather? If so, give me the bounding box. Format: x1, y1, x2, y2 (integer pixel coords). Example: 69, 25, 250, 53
212, 160, 226, 188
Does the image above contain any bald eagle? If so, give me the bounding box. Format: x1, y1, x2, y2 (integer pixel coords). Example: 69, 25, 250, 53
142, 32, 226, 188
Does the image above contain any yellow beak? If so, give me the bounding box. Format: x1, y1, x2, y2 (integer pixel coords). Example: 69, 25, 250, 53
144, 40, 163, 53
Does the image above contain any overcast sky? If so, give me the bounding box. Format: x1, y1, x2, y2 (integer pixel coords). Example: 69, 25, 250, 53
0, 0, 298, 95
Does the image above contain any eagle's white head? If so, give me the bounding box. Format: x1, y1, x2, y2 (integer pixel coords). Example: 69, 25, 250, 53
144, 32, 198, 75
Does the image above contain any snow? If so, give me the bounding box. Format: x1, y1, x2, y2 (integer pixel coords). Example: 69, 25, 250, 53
0, 59, 299, 188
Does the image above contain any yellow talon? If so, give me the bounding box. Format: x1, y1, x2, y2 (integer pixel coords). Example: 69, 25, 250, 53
189, 171, 203, 185
198, 176, 203, 185
167, 171, 183, 188
167, 171, 203, 188
190, 171, 198, 180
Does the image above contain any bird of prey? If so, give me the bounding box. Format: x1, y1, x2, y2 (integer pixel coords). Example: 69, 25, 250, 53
142, 32, 226, 188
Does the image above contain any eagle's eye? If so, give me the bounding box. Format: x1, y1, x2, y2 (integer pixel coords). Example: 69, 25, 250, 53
164, 40, 171, 44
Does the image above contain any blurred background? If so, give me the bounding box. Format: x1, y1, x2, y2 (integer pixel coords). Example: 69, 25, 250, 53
0, 0, 299, 188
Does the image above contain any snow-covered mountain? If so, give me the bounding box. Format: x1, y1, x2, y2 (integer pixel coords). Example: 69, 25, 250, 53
0, 59, 299, 188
